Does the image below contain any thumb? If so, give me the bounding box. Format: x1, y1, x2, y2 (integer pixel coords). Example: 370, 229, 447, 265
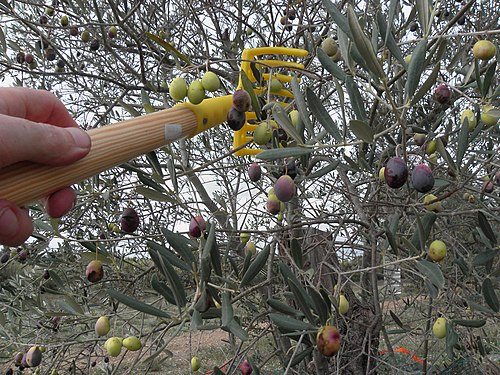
0, 116, 91, 168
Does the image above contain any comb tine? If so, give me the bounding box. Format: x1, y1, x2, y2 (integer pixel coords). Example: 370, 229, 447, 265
233, 128, 260, 156
245, 111, 257, 122
234, 147, 261, 157
250, 87, 294, 98
273, 89, 294, 98
257, 60, 304, 70
242, 124, 258, 132
243, 47, 309, 59
262, 73, 299, 84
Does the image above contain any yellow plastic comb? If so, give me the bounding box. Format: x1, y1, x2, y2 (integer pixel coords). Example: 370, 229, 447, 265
232, 47, 307, 156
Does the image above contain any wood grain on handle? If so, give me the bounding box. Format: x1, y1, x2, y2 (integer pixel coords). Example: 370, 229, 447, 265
0, 105, 198, 206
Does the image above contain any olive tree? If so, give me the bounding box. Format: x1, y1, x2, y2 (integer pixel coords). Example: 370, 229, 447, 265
0, 0, 498, 374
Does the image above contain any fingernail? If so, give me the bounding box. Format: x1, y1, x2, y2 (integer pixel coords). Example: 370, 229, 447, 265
0, 207, 18, 237
66, 128, 91, 149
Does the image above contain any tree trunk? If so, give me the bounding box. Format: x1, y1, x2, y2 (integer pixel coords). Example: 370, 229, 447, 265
303, 227, 381, 374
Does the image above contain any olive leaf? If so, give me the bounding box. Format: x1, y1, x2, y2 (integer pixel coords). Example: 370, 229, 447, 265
146, 32, 190, 63
272, 104, 304, 144
257, 147, 314, 160
415, 0, 430, 37
347, 5, 385, 79
410, 62, 440, 106
453, 319, 486, 328
346, 77, 368, 121
291, 76, 313, 137
376, 10, 406, 67
415, 259, 444, 289
107, 289, 170, 318
306, 87, 342, 142
267, 298, 304, 317
136, 186, 176, 203
269, 313, 315, 333
350, 120, 374, 143
405, 38, 427, 101
483, 278, 499, 312
240, 244, 270, 287
240, 70, 261, 120
317, 47, 347, 82
478, 211, 497, 246
0, 26, 7, 54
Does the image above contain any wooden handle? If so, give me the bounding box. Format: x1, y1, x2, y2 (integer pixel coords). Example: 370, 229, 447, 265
0, 105, 198, 206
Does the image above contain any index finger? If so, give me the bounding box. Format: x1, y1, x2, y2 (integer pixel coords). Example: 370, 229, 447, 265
0, 87, 79, 128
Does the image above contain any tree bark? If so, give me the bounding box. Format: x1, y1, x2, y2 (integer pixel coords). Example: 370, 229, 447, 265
303, 227, 381, 374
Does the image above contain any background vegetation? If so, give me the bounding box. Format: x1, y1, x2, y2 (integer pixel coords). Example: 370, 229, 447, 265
0, 0, 498, 374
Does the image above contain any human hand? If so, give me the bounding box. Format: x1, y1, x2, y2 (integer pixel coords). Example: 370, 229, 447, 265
0, 87, 91, 246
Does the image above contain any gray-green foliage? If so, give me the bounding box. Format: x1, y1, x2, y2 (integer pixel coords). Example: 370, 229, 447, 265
0, 0, 498, 373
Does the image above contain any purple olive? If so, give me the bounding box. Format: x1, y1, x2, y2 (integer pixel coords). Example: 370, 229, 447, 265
274, 175, 295, 202
227, 107, 246, 131
69, 26, 79, 36
434, 83, 451, 104
483, 180, 494, 193
411, 164, 435, 193
239, 359, 252, 375
21, 353, 29, 369
16, 52, 25, 64
86, 260, 104, 283
44, 48, 56, 61
0, 253, 9, 263
18, 250, 28, 263
232, 89, 251, 112
384, 157, 408, 189
189, 215, 206, 238
90, 38, 100, 51
266, 195, 281, 215
13, 352, 23, 366
24, 53, 34, 64
120, 208, 140, 233
248, 162, 262, 182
